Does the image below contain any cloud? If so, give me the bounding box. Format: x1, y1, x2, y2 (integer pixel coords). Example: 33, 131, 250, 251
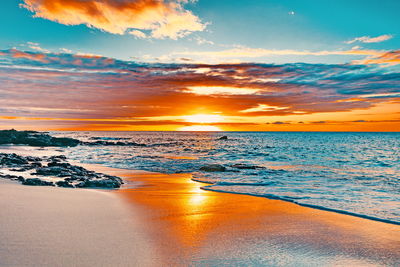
60, 48, 73, 53
163, 46, 387, 63
0, 49, 399, 129
20, 0, 206, 39
240, 104, 289, 113
186, 86, 261, 95
175, 47, 382, 57
166, 46, 400, 67
272, 121, 290, 125
25, 42, 50, 53
345, 34, 393, 44
129, 29, 147, 39
191, 36, 214, 45
352, 50, 400, 66
8, 49, 49, 63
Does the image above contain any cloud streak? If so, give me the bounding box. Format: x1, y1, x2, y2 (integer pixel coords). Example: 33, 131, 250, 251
353, 50, 400, 66
345, 34, 393, 44
160, 46, 389, 64
172, 47, 384, 57
0, 49, 399, 130
21, 0, 206, 39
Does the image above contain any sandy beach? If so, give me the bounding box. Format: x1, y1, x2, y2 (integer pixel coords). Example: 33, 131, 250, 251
1, 163, 399, 266
0, 179, 157, 267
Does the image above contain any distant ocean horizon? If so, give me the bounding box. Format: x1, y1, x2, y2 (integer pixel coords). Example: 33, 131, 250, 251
51, 131, 400, 224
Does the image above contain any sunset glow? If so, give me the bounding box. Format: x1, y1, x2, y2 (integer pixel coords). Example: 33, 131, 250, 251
1, 1, 400, 265
179, 125, 222, 132
0, 0, 398, 132
182, 114, 223, 124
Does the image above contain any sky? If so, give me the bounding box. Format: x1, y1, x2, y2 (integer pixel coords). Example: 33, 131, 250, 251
0, 0, 399, 131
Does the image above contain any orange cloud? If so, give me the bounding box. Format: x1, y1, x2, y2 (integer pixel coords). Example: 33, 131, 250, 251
353, 50, 400, 66
10, 49, 49, 63
1, 49, 400, 131
21, 0, 205, 39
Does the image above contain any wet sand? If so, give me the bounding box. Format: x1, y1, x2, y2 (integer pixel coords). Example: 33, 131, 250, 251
90, 165, 400, 266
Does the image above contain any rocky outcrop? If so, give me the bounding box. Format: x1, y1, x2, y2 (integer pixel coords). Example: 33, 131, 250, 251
0, 153, 42, 172
0, 129, 79, 147
0, 153, 123, 189
218, 136, 228, 140
22, 178, 54, 186
0, 129, 147, 147
55, 181, 74, 188
0, 173, 24, 182
230, 163, 265, 170
198, 163, 266, 173
199, 164, 226, 172
76, 178, 122, 189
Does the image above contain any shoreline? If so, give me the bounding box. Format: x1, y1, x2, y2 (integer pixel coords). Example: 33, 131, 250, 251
88, 164, 400, 266
1, 157, 399, 265
193, 178, 400, 226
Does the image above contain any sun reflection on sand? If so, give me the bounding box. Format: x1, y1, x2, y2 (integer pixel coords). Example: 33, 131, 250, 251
91, 165, 400, 266
188, 182, 209, 206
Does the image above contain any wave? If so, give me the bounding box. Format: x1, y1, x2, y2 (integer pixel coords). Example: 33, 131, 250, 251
194, 178, 400, 226
55, 131, 400, 226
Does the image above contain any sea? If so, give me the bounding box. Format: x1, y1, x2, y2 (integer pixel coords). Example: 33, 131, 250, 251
53, 131, 400, 224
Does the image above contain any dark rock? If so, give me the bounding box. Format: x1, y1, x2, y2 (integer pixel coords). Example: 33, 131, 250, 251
218, 136, 228, 140
32, 162, 43, 167
48, 155, 67, 161
0, 129, 79, 147
231, 163, 265, 170
22, 178, 54, 186
48, 161, 72, 168
199, 164, 226, 172
0, 174, 24, 181
26, 156, 42, 162
76, 177, 122, 189
35, 166, 65, 176
65, 176, 79, 182
0, 151, 124, 189
56, 181, 74, 188
0, 153, 29, 166
10, 167, 33, 172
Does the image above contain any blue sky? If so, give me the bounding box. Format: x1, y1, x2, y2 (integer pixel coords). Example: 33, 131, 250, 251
1, 0, 399, 63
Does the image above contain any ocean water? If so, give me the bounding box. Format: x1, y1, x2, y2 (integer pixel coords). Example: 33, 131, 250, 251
53, 131, 400, 223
